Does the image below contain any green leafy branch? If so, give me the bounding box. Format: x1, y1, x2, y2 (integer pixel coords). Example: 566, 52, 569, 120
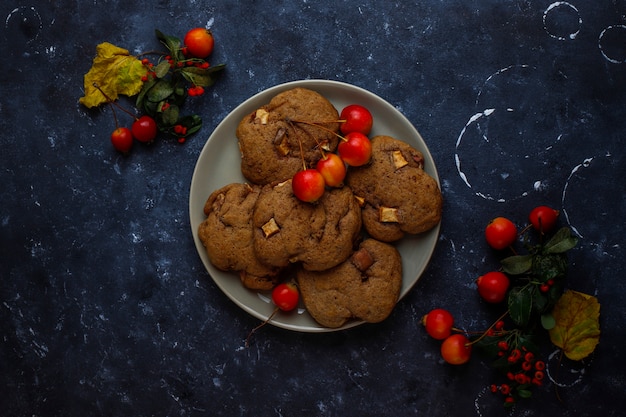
135, 30, 225, 140
471, 226, 600, 406
80, 29, 226, 143
502, 227, 578, 329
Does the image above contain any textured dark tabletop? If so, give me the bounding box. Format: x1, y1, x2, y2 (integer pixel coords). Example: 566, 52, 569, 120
1, 1, 625, 416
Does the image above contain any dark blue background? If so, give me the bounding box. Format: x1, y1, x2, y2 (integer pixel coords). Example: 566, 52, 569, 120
1, 1, 625, 416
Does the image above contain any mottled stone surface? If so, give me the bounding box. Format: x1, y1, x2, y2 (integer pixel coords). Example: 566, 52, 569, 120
1, 1, 625, 416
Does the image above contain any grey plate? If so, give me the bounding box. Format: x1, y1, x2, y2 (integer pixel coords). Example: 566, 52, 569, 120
189, 79, 441, 332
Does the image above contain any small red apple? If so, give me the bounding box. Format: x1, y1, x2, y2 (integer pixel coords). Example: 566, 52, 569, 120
292, 169, 326, 202
338, 132, 372, 167
132, 115, 158, 143
340, 104, 373, 135
111, 127, 133, 153
316, 153, 346, 187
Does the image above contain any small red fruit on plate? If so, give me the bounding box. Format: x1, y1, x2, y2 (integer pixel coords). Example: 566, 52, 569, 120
272, 282, 299, 311
338, 132, 372, 167
441, 334, 472, 365
292, 169, 326, 202
485, 217, 517, 250
476, 271, 510, 303
184, 27, 215, 58
316, 153, 346, 187
423, 308, 455, 340
111, 127, 133, 153
340, 104, 373, 135
132, 115, 158, 143
529, 205, 559, 233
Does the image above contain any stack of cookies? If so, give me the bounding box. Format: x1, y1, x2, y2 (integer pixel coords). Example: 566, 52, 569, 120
198, 87, 442, 328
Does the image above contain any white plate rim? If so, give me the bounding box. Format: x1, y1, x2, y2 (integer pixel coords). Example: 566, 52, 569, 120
189, 79, 441, 333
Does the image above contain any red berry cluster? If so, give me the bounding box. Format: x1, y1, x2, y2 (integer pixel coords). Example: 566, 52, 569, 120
539, 278, 556, 293
158, 54, 211, 72
140, 59, 154, 81
422, 204, 577, 408
422, 308, 547, 406
101, 28, 225, 153
291, 104, 374, 203
187, 85, 205, 97
488, 321, 547, 406
173, 124, 189, 142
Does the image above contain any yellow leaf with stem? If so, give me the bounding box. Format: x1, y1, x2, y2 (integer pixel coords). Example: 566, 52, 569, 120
79, 42, 148, 108
549, 290, 600, 361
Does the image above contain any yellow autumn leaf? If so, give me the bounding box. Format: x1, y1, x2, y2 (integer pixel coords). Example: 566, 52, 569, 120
79, 42, 148, 108
549, 290, 600, 361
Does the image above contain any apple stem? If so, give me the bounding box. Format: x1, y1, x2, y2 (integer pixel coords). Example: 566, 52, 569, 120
466, 310, 510, 347
286, 119, 311, 171
244, 307, 279, 348
288, 118, 347, 142
297, 138, 307, 171
92, 82, 138, 120
108, 102, 120, 129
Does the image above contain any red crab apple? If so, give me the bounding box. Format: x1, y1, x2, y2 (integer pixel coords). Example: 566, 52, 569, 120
316, 153, 346, 187
184, 27, 215, 58
423, 308, 455, 340
292, 169, 326, 202
131, 115, 158, 143
476, 271, 510, 304
111, 127, 133, 153
441, 334, 472, 365
338, 132, 372, 167
271, 282, 300, 312
340, 104, 373, 135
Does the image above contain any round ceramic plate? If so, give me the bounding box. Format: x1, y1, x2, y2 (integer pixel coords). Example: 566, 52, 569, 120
189, 79, 441, 333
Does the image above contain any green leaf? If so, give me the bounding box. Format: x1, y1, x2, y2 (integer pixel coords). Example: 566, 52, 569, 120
156, 30, 183, 61
532, 253, 568, 282
501, 254, 533, 275
175, 86, 186, 97
517, 388, 533, 399
508, 285, 533, 327
136, 77, 156, 109
541, 313, 556, 330
180, 114, 203, 136
205, 63, 226, 75
544, 227, 578, 254
154, 60, 170, 78
142, 99, 159, 117
181, 63, 226, 87
533, 289, 549, 312
147, 79, 175, 102
160, 104, 179, 126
